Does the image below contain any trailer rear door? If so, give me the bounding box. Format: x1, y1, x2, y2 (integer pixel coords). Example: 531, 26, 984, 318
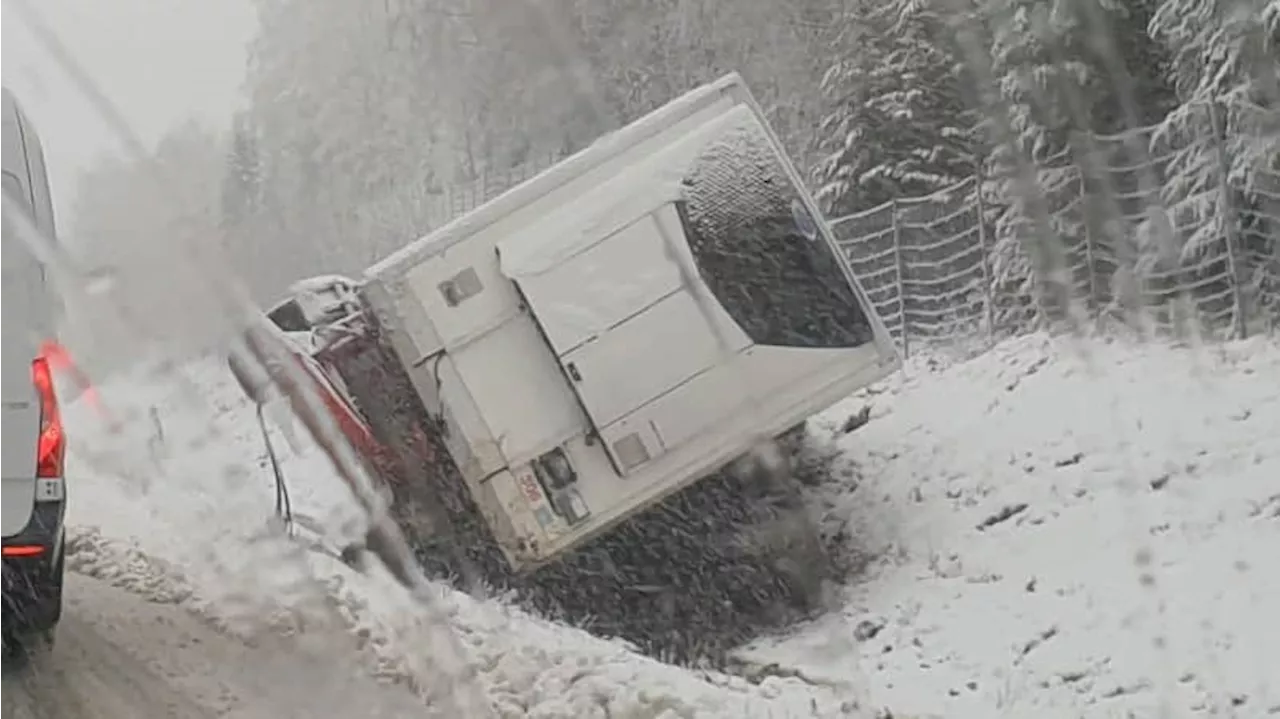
508, 210, 749, 472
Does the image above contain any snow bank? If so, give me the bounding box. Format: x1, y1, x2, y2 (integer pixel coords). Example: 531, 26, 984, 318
741, 333, 1280, 717
61, 355, 864, 718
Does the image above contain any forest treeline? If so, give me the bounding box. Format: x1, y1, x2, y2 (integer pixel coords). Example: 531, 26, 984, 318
73, 0, 1277, 330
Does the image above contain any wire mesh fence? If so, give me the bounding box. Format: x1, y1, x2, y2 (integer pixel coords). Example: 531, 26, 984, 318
830, 101, 1280, 356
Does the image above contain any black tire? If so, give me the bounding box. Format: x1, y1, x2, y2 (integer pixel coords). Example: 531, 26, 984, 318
2, 628, 53, 668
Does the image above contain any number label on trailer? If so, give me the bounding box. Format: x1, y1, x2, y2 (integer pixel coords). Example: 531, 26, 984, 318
517, 470, 543, 504
515, 469, 561, 533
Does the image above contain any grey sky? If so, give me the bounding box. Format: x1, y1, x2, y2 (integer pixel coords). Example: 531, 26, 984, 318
2, 0, 257, 230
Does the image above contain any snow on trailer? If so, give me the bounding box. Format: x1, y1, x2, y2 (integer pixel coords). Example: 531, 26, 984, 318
273, 73, 900, 661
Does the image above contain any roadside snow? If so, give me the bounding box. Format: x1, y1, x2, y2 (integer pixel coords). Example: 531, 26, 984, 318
739, 333, 1280, 717
61, 356, 864, 718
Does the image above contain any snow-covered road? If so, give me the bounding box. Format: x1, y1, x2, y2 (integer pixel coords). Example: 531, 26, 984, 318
3, 576, 215, 719
2, 574, 424, 719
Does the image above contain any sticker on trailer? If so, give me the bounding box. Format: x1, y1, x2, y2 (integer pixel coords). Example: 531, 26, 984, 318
516, 470, 543, 504
487, 470, 546, 552
533, 506, 556, 530
515, 468, 564, 537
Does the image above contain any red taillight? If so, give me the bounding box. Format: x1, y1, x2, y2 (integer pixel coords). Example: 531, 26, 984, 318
2, 545, 46, 557
32, 356, 66, 478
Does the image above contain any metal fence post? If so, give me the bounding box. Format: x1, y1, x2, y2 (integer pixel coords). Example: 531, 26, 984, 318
974, 169, 995, 338
1070, 131, 1101, 315
1081, 216, 1100, 313
1209, 101, 1248, 339
891, 198, 909, 357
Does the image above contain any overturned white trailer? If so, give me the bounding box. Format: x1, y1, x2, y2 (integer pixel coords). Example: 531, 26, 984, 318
276, 73, 899, 659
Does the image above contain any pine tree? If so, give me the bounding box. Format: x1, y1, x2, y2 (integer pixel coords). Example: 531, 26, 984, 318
221, 113, 262, 230
813, 1, 981, 217
979, 0, 1178, 326
1148, 0, 1280, 328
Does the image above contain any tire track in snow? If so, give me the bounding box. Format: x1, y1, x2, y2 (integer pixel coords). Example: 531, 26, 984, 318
2, 573, 425, 719
3, 612, 214, 719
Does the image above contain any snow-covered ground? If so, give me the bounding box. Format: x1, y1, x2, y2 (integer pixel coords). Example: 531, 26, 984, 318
22, 331, 1280, 718
741, 333, 1280, 717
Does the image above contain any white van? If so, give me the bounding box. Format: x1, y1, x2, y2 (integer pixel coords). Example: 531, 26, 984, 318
2, 87, 67, 649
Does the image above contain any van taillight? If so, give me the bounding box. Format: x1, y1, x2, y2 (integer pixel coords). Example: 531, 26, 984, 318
32, 356, 65, 478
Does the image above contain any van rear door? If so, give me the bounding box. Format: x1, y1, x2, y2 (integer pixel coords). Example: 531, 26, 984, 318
2, 176, 45, 538
1, 339, 42, 539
